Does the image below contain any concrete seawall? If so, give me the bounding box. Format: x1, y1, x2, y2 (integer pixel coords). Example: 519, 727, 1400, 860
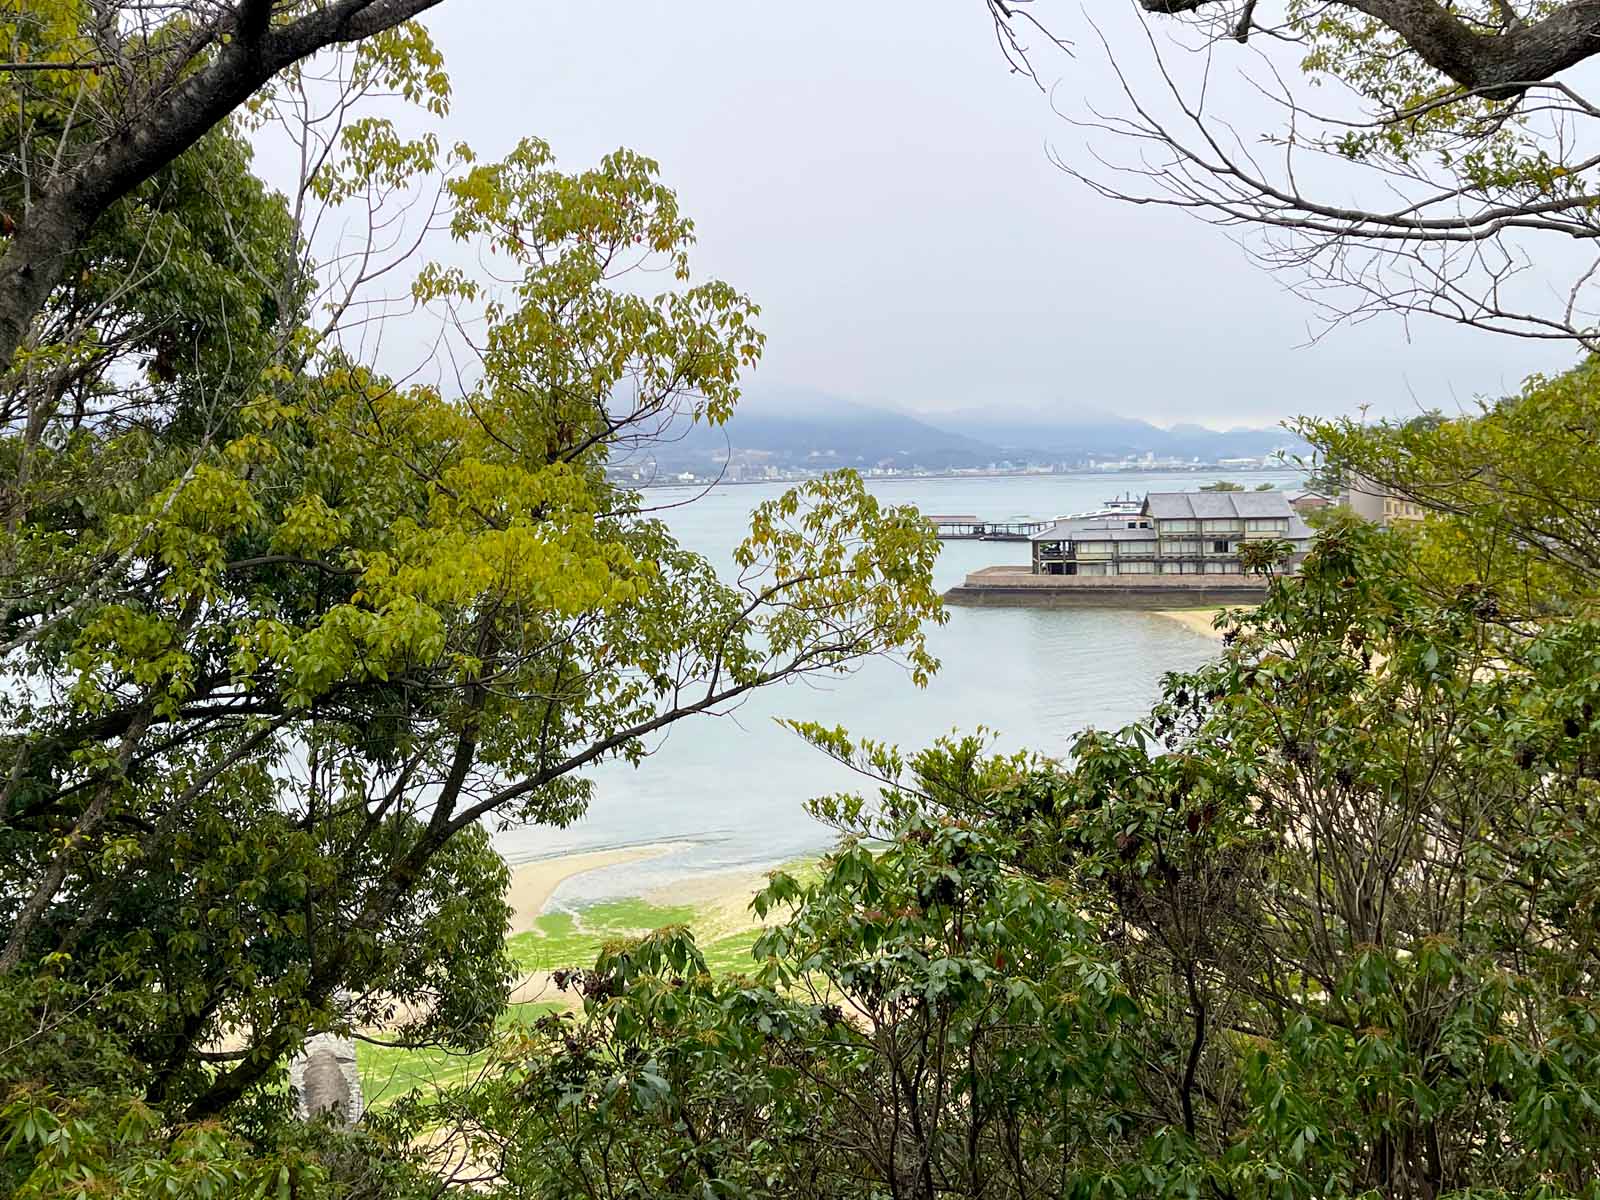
944, 567, 1269, 609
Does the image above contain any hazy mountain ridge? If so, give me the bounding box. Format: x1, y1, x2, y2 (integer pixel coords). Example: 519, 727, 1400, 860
936, 412, 1303, 462
641, 390, 1304, 472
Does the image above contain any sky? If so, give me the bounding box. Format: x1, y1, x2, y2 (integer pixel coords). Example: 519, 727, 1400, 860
291, 1, 1581, 429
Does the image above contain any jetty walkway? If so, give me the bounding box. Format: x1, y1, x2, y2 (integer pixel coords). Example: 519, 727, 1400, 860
925, 515, 1053, 542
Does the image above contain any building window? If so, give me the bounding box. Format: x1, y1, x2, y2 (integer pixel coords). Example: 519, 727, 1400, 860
1212, 539, 1230, 554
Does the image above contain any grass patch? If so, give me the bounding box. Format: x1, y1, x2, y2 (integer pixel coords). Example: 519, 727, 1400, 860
359, 1000, 561, 1106
358, 859, 820, 1105
701, 928, 764, 975
507, 897, 697, 974
361, 897, 745, 1107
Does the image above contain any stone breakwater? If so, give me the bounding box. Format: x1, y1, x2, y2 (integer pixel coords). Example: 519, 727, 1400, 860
943, 566, 1269, 609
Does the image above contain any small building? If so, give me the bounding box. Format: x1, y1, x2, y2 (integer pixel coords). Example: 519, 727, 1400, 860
1289, 490, 1331, 517
1341, 474, 1425, 525
1030, 491, 1312, 577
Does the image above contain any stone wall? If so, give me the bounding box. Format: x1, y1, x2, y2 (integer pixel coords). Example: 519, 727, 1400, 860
944, 567, 1269, 609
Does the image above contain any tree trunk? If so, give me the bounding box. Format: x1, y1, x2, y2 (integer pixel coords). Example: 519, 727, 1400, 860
0, 0, 449, 374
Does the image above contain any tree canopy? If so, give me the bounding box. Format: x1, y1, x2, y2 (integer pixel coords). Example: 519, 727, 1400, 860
0, 8, 947, 1194
432, 499, 1600, 1198
12, 4, 1600, 1199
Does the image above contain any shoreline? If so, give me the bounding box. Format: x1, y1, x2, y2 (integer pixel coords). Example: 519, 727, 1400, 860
504, 844, 681, 935
1150, 607, 1231, 642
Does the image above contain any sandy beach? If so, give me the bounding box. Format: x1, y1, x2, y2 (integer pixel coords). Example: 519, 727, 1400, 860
1152, 607, 1230, 641
644, 867, 776, 938
502, 856, 778, 1009
504, 844, 678, 934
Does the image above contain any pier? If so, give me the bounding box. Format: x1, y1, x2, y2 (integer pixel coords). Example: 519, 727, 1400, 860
924, 514, 1053, 541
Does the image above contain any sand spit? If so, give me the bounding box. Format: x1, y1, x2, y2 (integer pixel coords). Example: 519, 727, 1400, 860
504, 844, 678, 935
1151, 607, 1231, 642
644, 867, 775, 941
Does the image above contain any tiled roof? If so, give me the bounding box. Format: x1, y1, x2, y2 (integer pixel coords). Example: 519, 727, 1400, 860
1034, 493, 1315, 547
1142, 491, 1294, 519
1030, 517, 1095, 542
1030, 516, 1155, 542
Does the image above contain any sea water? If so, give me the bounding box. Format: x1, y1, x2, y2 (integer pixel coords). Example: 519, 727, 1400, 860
493, 470, 1302, 897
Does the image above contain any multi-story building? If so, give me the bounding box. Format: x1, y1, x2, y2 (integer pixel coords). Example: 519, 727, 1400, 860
1340, 474, 1425, 525
1030, 491, 1313, 577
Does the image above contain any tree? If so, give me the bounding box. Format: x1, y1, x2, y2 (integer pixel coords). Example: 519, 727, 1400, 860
426, 737, 1139, 1199
467, 513, 1600, 1198
993, 0, 1600, 349
1, 18, 946, 1191
1200, 479, 1245, 491
1300, 359, 1600, 620
0, 1, 457, 374
1047, 517, 1600, 1195
0, 126, 944, 1108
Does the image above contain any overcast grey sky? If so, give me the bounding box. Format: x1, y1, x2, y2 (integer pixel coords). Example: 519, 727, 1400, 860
359, 2, 1577, 428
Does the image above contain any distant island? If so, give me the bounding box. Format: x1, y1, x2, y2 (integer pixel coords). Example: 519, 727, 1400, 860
608, 389, 1307, 486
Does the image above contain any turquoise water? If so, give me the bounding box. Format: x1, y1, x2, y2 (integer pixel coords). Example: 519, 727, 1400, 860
494, 471, 1301, 897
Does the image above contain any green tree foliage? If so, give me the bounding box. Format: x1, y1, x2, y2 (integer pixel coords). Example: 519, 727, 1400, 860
416, 748, 1140, 1198
1301, 361, 1600, 619
1200, 480, 1245, 491
0, 15, 946, 1196
0, 1, 456, 370
459, 511, 1600, 1198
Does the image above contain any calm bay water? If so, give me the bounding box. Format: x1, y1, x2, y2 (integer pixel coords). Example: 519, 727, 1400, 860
495, 470, 1301, 900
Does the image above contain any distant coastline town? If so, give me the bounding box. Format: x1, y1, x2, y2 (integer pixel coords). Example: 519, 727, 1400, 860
613, 451, 1297, 488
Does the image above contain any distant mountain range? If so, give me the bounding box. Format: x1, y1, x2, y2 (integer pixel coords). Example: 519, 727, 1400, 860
936, 411, 1304, 463
638, 390, 1305, 473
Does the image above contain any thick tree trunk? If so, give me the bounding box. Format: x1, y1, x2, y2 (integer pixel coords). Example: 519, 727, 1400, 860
1142, 0, 1600, 97
0, 0, 448, 374
0, 196, 91, 379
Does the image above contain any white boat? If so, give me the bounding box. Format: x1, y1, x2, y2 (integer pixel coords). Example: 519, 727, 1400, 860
1055, 493, 1143, 522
